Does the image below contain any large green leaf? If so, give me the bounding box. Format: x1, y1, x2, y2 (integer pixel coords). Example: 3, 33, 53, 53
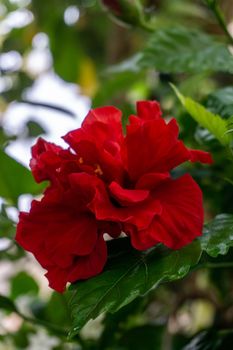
172, 85, 230, 146
139, 27, 233, 74
0, 150, 45, 204
68, 239, 201, 338
200, 214, 233, 257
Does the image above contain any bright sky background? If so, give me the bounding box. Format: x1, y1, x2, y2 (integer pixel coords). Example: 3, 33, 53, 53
3, 71, 90, 167
0, 2, 91, 221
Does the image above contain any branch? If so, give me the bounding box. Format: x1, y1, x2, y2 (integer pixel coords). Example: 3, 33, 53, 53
205, 0, 233, 45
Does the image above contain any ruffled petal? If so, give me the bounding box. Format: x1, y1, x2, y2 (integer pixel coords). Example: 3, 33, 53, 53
189, 149, 213, 164
129, 174, 203, 250
45, 267, 68, 293
63, 107, 124, 183
124, 114, 212, 182
124, 117, 189, 181
18, 201, 97, 256
136, 172, 170, 190
16, 197, 98, 284
89, 182, 162, 230
30, 138, 62, 183
136, 100, 162, 120
67, 235, 107, 283
30, 137, 79, 186
63, 106, 123, 152
124, 223, 159, 251
109, 181, 149, 206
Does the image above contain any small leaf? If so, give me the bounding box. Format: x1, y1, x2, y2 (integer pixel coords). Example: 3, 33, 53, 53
0, 295, 18, 313
0, 204, 15, 238
26, 120, 46, 137
0, 150, 45, 204
139, 27, 233, 74
172, 85, 230, 146
68, 239, 201, 337
11, 272, 39, 299
200, 214, 233, 257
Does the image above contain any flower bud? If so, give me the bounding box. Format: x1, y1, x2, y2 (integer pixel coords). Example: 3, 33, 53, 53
101, 0, 145, 27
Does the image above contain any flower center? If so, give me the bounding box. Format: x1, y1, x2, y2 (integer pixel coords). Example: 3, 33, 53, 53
78, 156, 103, 176
94, 164, 103, 176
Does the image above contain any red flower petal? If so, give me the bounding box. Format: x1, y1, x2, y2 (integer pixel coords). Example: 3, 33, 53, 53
136, 100, 162, 120
109, 181, 149, 206
189, 149, 213, 164
129, 174, 203, 250
124, 115, 212, 182
89, 182, 161, 230
124, 223, 159, 251
45, 267, 68, 293
16, 195, 99, 291
67, 235, 107, 283
30, 138, 62, 183
63, 107, 124, 183
16, 200, 98, 258
30, 137, 79, 186
136, 172, 170, 190
63, 106, 123, 151
124, 117, 189, 181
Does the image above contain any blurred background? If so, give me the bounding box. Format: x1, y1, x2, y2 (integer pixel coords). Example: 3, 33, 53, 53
0, 0, 233, 349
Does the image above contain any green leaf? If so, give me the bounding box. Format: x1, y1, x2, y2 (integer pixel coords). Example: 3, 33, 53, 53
200, 214, 233, 257
0, 204, 15, 238
11, 272, 39, 299
172, 85, 230, 146
68, 239, 201, 338
0, 150, 45, 204
0, 295, 18, 313
45, 292, 71, 327
26, 120, 46, 137
139, 27, 233, 74
226, 116, 233, 142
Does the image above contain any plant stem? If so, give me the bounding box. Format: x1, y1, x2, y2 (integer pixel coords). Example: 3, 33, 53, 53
202, 261, 233, 269
206, 0, 233, 45
17, 311, 86, 347
18, 312, 68, 336
139, 20, 155, 33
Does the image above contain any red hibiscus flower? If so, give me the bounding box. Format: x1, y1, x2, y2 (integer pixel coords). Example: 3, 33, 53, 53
16, 101, 212, 292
